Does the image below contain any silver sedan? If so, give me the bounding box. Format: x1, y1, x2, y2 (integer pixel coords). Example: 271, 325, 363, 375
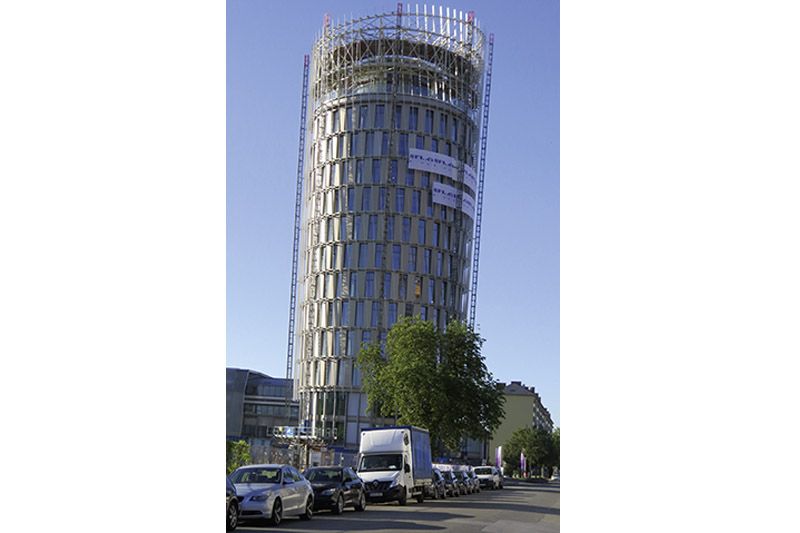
230, 464, 314, 526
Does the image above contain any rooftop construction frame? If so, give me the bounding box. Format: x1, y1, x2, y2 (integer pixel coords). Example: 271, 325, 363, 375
311, 5, 486, 121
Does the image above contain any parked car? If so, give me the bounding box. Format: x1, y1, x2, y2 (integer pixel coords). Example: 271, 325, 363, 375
440, 470, 459, 497
473, 466, 502, 490
229, 464, 314, 526
425, 468, 447, 500
303, 466, 367, 514
226, 477, 240, 531
453, 470, 471, 495
465, 469, 481, 493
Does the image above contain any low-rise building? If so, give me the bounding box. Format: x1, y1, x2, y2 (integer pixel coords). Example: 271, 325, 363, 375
226, 368, 300, 462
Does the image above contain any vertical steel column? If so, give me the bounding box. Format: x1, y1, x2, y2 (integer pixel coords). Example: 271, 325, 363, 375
287, 55, 311, 380
468, 34, 494, 329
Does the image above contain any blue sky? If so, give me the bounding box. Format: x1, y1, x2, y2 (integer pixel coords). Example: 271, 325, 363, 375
227, 0, 560, 426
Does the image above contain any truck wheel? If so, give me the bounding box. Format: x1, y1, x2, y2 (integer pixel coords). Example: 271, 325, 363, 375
398, 488, 407, 506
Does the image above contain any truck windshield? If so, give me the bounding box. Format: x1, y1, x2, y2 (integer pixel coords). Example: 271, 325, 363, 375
359, 454, 403, 472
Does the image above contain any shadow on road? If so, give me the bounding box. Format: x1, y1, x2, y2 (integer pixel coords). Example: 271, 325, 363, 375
237, 509, 473, 531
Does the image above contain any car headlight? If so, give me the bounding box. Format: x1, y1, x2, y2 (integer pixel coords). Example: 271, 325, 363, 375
250, 493, 272, 502
389, 477, 399, 487
321, 488, 335, 496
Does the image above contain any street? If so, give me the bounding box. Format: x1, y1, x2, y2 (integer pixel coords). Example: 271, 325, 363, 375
235, 480, 560, 533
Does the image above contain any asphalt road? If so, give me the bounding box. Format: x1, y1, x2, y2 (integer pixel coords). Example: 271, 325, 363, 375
235, 480, 560, 533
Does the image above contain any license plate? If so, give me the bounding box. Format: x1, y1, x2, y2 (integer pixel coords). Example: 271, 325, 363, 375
369, 492, 382, 497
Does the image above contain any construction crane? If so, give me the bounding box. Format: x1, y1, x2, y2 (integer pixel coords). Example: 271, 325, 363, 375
469, 33, 494, 329
286, 54, 310, 380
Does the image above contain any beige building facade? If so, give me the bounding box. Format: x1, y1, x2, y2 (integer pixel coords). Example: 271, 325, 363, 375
489, 381, 554, 455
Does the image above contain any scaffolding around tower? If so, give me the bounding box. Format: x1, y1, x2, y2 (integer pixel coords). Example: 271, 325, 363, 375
287, 6, 492, 452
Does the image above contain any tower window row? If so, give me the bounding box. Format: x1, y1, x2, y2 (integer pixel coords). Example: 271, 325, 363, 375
312, 131, 474, 165
321, 104, 466, 144
304, 242, 470, 280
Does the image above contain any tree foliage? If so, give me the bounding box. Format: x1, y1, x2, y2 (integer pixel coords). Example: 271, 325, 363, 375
550, 427, 560, 468
226, 439, 251, 475
357, 317, 505, 453
503, 426, 557, 476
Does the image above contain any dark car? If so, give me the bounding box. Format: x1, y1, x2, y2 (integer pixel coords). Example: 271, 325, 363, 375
303, 466, 367, 514
440, 470, 458, 497
226, 477, 239, 531
427, 468, 447, 500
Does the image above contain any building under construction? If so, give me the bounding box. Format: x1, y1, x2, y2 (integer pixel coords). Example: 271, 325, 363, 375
286, 5, 494, 460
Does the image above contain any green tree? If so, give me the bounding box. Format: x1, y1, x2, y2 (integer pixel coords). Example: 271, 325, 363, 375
549, 427, 560, 469
226, 439, 251, 475
357, 317, 505, 453
503, 427, 554, 477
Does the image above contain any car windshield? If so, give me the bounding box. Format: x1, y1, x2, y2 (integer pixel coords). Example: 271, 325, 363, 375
230, 467, 281, 484
474, 467, 492, 475
305, 468, 342, 482
359, 454, 402, 472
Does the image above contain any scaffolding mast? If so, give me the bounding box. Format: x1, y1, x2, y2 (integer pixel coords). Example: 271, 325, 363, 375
286, 54, 310, 380
469, 33, 494, 329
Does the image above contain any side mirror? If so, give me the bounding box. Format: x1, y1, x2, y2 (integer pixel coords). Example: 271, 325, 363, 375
404, 464, 410, 474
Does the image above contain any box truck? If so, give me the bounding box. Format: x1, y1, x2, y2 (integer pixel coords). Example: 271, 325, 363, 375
357, 426, 433, 505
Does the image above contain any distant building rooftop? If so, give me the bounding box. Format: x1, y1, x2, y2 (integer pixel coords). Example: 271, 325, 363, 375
504, 381, 536, 395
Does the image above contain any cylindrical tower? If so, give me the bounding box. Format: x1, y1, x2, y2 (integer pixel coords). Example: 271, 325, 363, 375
295, 6, 486, 453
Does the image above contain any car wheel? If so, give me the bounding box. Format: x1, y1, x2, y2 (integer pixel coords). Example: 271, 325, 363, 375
226, 501, 238, 531
267, 498, 282, 526
300, 496, 313, 520
416, 492, 424, 504
354, 491, 366, 512
332, 494, 344, 515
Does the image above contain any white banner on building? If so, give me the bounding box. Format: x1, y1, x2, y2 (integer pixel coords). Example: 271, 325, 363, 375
432, 182, 476, 221
432, 182, 458, 208
461, 191, 476, 219
463, 164, 477, 193
408, 148, 458, 180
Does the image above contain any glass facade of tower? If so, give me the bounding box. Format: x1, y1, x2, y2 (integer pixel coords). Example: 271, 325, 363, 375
295, 9, 486, 450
